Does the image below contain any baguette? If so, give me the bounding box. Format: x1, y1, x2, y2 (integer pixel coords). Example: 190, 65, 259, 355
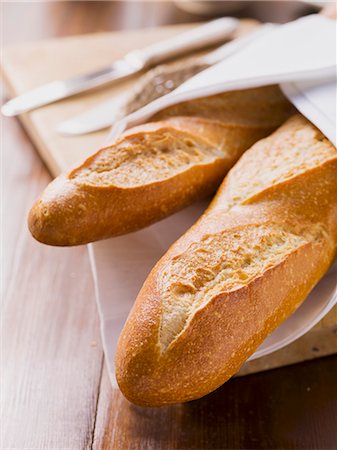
28, 86, 293, 246
115, 115, 337, 406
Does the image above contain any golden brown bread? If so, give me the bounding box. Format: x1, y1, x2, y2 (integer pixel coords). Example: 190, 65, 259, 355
28, 86, 293, 246
115, 115, 337, 406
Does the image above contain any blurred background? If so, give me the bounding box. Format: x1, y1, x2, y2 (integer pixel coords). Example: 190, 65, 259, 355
3, 1, 324, 45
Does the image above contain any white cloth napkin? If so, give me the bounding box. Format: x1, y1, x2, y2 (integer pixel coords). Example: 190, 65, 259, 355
108, 14, 337, 144
281, 79, 337, 145
92, 14, 337, 387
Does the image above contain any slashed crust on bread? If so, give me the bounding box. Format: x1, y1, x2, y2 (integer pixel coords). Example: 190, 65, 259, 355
115, 115, 337, 406
28, 86, 293, 246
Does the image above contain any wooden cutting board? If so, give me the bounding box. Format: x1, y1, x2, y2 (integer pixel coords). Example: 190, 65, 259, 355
1, 23, 336, 374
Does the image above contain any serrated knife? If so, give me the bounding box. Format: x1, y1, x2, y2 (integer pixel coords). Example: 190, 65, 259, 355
1, 17, 238, 117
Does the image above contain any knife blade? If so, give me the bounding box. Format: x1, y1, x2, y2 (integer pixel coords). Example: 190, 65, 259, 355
1, 62, 136, 117
1, 17, 238, 117
57, 24, 276, 136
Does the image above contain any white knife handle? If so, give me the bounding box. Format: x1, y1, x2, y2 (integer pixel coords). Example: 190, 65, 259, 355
125, 17, 238, 69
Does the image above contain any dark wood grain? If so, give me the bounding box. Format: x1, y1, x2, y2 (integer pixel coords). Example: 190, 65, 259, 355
93, 357, 337, 450
1, 109, 103, 449
2, 2, 337, 450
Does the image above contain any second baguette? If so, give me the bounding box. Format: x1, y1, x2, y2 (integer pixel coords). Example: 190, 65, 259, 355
115, 115, 337, 406
28, 86, 293, 246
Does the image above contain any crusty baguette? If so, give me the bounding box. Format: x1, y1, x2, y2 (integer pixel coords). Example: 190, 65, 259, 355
28, 86, 293, 246
115, 115, 337, 406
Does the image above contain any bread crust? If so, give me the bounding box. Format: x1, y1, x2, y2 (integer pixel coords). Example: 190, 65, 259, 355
28, 86, 293, 246
115, 115, 337, 406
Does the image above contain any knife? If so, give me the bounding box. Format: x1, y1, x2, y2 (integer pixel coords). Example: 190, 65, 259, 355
57, 24, 276, 136
1, 18, 238, 117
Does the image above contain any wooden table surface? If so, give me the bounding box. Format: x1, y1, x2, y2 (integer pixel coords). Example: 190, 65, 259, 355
2, 2, 337, 449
